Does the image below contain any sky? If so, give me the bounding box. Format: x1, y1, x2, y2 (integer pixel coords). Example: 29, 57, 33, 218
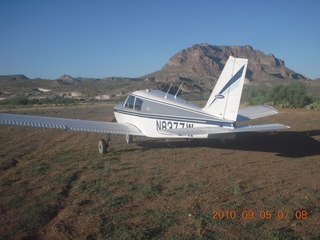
0, 0, 319, 79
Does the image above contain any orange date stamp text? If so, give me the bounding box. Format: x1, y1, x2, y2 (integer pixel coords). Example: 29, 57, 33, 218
212, 210, 308, 220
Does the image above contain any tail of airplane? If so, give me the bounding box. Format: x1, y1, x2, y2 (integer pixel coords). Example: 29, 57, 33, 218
202, 55, 248, 121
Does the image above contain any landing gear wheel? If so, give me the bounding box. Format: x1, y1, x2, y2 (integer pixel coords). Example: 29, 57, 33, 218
98, 139, 108, 154
126, 134, 133, 144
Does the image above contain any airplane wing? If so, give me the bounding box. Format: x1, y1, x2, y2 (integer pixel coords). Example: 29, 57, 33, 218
158, 123, 290, 136
0, 113, 143, 136
237, 105, 278, 121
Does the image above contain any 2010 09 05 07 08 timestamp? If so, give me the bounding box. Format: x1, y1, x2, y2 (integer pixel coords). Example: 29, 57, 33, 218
212, 210, 308, 220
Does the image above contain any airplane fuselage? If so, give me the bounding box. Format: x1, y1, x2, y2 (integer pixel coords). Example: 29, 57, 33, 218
114, 89, 235, 138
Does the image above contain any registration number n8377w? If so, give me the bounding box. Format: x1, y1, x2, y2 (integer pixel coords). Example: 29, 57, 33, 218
156, 120, 194, 131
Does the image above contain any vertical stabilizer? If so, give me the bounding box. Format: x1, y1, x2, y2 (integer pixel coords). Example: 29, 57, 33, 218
202, 56, 248, 121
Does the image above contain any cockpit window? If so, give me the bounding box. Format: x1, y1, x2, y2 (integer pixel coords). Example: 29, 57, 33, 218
134, 98, 143, 111
124, 95, 135, 109
124, 95, 143, 111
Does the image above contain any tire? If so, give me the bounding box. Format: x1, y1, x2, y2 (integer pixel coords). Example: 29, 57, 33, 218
98, 139, 108, 154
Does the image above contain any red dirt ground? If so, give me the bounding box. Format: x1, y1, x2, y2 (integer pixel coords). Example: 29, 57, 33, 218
0, 105, 319, 240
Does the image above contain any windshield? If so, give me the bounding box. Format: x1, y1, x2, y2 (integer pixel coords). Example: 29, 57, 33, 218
124, 95, 135, 109
124, 95, 143, 111
135, 98, 143, 110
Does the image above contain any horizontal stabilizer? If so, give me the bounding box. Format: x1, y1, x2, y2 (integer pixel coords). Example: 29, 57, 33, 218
159, 126, 231, 136
158, 123, 290, 136
0, 113, 143, 135
234, 123, 290, 133
237, 105, 278, 121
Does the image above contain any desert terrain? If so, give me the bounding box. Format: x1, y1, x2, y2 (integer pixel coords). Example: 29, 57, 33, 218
0, 104, 319, 240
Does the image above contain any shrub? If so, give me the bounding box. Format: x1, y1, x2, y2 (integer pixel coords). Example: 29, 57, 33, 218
305, 101, 320, 110
242, 82, 313, 108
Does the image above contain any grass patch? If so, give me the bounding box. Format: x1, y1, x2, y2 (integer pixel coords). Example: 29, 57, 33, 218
42, 191, 65, 201
70, 157, 87, 162
106, 195, 133, 210
241, 220, 295, 240
132, 169, 144, 175
65, 163, 79, 171
148, 175, 171, 183
151, 168, 167, 175
72, 199, 92, 206
224, 182, 244, 196
99, 219, 151, 240
241, 219, 265, 234
260, 229, 295, 240
99, 209, 177, 240
46, 175, 73, 184
107, 151, 121, 163
86, 162, 105, 170
173, 180, 204, 193
168, 233, 217, 240
7, 181, 29, 196
24, 162, 51, 177
1, 196, 26, 208
116, 173, 131, 180
196, 161, 205, 169
0, 178, 13, 188
143, 209, 177, 229
18, 202, 57, 232
0, 158, 17, 170
128, 183, 164, 196
73, 179, 115, 200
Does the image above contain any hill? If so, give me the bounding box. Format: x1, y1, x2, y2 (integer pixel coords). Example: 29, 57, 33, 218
0, 75, 160, 100
143, 44, 309, 90
0, 75, 30, 81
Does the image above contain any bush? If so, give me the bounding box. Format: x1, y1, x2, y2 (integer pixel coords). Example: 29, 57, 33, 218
305, 101, 320, 110
242, 82, 313, 108
0, 97, 79, 106
242, 86, 267, 105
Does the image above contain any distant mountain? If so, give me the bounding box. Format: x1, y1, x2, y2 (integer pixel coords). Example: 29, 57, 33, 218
143, 43, 309, 89
0, 74, 160, 100
57, 74, 81, 84
0, 75, 29, 81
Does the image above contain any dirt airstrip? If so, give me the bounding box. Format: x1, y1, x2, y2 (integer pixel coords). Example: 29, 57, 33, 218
0, 104, 319, 240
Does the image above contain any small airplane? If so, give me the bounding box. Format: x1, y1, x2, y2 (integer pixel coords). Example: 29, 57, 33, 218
0, 55, 290, 153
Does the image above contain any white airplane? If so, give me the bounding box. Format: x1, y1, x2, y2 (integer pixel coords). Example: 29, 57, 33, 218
0, 55, 290, 153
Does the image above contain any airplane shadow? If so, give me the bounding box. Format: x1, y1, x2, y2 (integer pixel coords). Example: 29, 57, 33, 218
134, 130, 320, 158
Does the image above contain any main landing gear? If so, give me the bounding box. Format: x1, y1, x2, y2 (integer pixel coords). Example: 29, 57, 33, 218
98, 134, 133, 154
126, 134, 133, 144
98, 133, 111, 154
98, 139, 108, 154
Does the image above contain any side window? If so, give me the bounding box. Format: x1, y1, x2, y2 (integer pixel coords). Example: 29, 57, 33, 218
134, 98, 143, 111
124, 95, 135, 109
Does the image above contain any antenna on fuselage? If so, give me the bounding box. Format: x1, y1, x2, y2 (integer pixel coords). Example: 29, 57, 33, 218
165, 83, 173, 99
174, 81, 184, 99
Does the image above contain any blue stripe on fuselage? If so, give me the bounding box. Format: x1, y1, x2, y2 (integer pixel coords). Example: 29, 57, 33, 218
114, 108, 234, 127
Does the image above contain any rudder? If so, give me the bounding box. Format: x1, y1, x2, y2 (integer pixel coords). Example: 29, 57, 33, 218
202, 56, 248, 121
